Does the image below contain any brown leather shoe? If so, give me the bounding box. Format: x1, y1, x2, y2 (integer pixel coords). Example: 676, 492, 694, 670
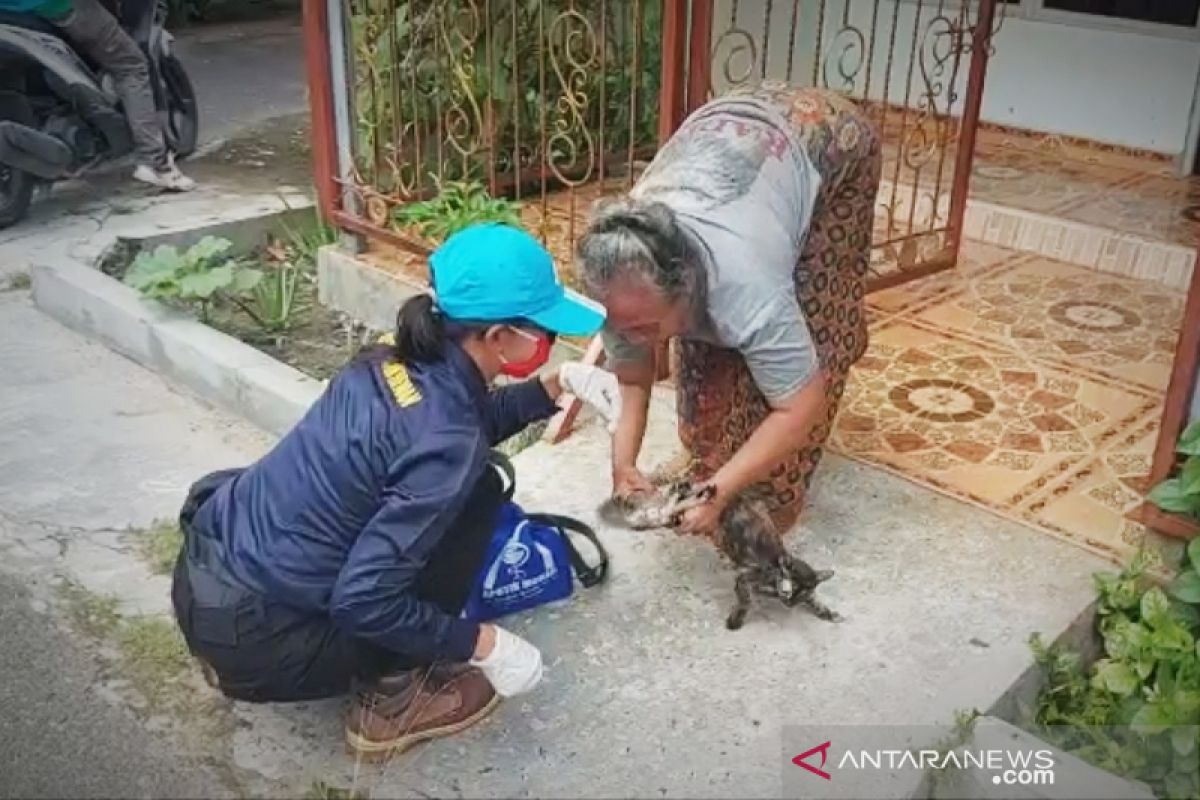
345, 664, 500, 758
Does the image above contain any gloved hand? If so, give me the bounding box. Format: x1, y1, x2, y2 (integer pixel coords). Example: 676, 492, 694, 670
559, 362, 621, 433
469, 625, 544, 697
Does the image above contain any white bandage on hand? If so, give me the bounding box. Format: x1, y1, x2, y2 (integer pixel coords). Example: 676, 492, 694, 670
559, 362, 622, 434
468, 626, 544, 697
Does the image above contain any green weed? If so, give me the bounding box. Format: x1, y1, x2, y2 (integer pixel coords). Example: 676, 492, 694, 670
57, 580, 121, 639
276, 205, 338, 271
118, 617, 192, 704
305, 781, 369, 800
393, 179, 521, 244
137, 519, 183, 575
4, 271, 31, 292
57, 581, 194, 710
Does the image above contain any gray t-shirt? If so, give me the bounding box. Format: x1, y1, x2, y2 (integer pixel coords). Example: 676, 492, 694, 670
602, 94, 823, 405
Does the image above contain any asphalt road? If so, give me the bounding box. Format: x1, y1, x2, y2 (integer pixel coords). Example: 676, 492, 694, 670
0, 574, 229, 799
172, 16, 308, 149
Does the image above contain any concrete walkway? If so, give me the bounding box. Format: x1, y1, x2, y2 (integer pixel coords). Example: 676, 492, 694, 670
0, 270, 1111, 796
0, 571, 232, 799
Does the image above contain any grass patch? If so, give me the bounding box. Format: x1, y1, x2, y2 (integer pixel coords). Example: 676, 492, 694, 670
56, 580, 194, 709
3, 272, 31, 292
58, 579, 122, 638
305, 781, 369, 800
118, 617, 193, 703
138, 519, 183, 575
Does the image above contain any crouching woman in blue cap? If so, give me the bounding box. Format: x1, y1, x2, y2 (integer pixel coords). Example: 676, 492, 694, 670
169, 224, 617, 757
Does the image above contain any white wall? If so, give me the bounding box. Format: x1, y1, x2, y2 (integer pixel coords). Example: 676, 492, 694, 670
983, 16, 1200, 154
710, 0, 1200, 155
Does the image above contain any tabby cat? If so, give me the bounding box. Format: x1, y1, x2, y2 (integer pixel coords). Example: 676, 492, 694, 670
598, 482, 842, 630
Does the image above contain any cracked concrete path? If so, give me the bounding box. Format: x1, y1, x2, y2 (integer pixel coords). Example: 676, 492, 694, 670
0, 289, 275, 796
0, 572, 231, 800
0, 271, 1116, 798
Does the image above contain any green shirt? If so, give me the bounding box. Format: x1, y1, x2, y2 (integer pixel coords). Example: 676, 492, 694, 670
37, 0, 72, 20
0, 0, 72, 19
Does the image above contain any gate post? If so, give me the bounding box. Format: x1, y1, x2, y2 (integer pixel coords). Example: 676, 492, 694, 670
686, 0, 713, 113
658, 0, 691, 144
301, 0, 339, 221
945, 0, 998, 262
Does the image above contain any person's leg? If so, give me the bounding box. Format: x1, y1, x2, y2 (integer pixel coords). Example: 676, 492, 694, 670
172, 458, 507, 706
49, 0, 194, 190
346, 458, 509, 757
675, 337, 771, 490
763, 87, 881, 532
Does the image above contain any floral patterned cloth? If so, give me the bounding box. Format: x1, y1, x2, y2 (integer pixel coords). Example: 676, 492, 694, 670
674, 84, 882, 534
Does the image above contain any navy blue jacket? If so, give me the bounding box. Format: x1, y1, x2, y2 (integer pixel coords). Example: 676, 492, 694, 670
190, 343, 558, 663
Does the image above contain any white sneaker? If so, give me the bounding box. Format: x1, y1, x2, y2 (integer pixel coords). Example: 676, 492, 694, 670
133, 160, 196, 192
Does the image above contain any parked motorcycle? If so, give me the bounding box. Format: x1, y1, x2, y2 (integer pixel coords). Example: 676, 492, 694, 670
0, 0, 198, 228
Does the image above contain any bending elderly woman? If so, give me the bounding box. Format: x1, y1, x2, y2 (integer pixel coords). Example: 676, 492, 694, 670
575, 83, 881, 537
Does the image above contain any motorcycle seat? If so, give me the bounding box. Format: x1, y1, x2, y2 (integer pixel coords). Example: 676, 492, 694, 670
0, 10, 63, 39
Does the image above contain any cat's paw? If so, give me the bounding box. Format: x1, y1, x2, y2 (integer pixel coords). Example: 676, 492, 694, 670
810, 602, 843, 623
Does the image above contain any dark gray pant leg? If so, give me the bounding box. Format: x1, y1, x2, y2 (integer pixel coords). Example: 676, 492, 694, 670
52, 0, 166, 167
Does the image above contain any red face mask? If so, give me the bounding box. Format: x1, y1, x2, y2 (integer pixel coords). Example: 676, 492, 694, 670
499, 327, 552, 379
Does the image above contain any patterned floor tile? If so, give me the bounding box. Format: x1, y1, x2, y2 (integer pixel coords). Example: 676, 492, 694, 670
830, 316, 1173, 565
967, 150, 1140, 217
878, 118, 1200, 250
832, 322, 1159, 504
908, 257, 1183, 392
1056, 173, 1200, 249
1017, 416, 1165, 564
865, 240, 1028, 318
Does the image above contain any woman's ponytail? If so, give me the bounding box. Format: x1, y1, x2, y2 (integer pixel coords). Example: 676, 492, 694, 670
392, 294, 446, 363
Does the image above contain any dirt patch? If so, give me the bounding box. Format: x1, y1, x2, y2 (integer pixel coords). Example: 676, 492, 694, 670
186, 112, 314, 195
205, 278, 378, 381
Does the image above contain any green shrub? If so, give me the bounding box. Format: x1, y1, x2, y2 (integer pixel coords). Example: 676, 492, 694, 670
1029, 541, 1200, 799
1149, 422, 1200, 519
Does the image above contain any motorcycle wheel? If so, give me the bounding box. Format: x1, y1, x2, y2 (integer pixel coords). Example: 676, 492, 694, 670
0, 163, 34, 230
160, 54, 199, 159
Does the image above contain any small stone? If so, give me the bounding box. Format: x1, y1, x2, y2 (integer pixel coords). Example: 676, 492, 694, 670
969, 636, 990, 648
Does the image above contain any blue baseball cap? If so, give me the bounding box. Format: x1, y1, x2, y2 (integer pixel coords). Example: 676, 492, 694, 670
429, 223, 605, 337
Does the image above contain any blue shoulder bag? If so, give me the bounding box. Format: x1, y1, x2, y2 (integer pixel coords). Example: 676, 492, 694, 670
462, 452, 608, 623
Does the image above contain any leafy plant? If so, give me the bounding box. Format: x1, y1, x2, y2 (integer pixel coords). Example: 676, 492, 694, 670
393, 179, 521, 243
276, 204, 338, 271
1029, 543, 1200, 799
243, 261, 306, 334
1148, 421, 1200, 518
348, 0, 662, 193
123, 236, 262, 322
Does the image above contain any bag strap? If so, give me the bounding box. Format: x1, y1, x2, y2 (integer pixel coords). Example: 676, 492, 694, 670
526, 513, 608, 589
486, 450, 517, 502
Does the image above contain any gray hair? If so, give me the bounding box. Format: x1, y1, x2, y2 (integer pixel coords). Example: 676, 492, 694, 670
574, 196, 699, 301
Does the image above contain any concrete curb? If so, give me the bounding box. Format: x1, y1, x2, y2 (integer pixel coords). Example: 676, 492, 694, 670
31, 261, 324, 437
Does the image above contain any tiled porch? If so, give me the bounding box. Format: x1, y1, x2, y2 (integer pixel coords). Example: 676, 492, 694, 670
832, 242, 1179, 567
834, 133, 1196, 568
